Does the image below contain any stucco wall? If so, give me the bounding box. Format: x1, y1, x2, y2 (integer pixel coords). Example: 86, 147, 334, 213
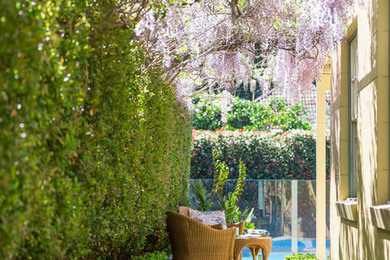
330, 0, 390, 259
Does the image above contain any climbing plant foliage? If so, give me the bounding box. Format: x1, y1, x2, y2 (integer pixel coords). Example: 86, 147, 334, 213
0, 1, 191, 258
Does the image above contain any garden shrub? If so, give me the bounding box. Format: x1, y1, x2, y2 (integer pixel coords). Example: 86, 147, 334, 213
192, 96, 223, 130
0, 1, 191, 259
131, 251, 168, 260
191, 130, 330, 179
193, 95, 312, 131
285, 253, 319, 259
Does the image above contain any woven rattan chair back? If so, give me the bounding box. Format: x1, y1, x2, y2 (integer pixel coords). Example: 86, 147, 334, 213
166, 211, 235, 260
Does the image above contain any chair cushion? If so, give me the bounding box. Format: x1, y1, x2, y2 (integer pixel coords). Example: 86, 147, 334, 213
247, 229, 270, 237
188, 209, 227, 229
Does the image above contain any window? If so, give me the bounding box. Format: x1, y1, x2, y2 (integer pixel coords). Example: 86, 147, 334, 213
348, 35, 358, 198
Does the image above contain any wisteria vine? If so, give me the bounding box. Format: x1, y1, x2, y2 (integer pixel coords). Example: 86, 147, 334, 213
132, 0, 360, 109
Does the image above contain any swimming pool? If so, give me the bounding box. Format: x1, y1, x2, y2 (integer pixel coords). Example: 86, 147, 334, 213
241, 238, 330, 260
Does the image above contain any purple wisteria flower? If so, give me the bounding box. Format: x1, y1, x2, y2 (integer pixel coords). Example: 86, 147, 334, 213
135, 0, 362, 113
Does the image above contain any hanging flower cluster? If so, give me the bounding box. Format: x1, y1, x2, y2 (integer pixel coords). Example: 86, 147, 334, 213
134, 0, 360, 108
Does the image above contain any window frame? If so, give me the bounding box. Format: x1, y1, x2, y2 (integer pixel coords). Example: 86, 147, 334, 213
348, 34, 358, 198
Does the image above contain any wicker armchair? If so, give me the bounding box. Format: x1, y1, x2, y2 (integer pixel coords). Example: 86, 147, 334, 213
178, 206, 245, 235
166, 211, 236, 260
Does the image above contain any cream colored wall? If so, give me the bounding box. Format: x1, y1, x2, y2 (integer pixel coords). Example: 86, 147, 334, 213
330, 0, 390, 259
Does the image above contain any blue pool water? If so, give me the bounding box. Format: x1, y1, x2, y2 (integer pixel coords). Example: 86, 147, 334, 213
241, 238, 330, 260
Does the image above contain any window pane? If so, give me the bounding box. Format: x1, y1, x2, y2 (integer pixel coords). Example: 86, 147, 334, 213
350, 122, 358, 197
350, 37, 358, 120
350, 39, 357, 77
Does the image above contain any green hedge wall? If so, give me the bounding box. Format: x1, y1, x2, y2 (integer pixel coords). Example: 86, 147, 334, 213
193, 95, 312, 131
0, 1, 191, 259
191, 130, 330, 179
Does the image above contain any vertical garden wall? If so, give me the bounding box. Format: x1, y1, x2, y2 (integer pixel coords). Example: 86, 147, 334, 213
0, 1, 191, 258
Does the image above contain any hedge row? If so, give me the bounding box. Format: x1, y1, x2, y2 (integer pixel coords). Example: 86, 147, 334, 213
191, 130, 330, 179
1, 1, 191, 259
193, 95, 312, 131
